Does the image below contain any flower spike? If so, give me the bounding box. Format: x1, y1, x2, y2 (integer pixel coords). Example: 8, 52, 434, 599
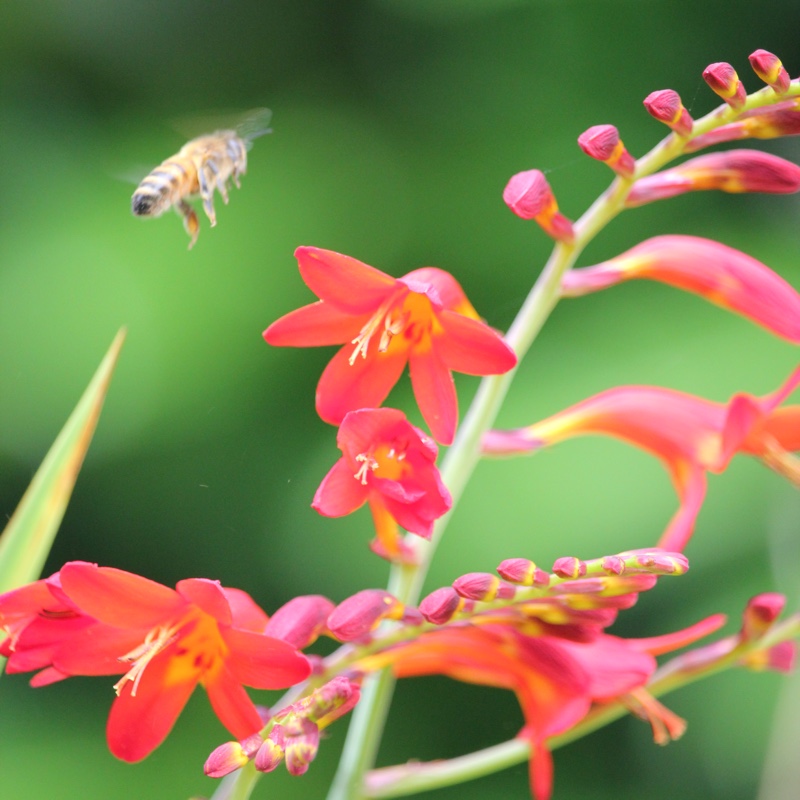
643, 90, 693, 136
703, 61, 746, 109
686, 101, 800, 151
577, 125, 635, 177
749, 49, 791, 93
503, 169, 575, 244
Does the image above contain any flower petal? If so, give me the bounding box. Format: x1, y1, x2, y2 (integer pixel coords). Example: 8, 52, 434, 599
408, 347, 458, 445
312, 457, 368, 517
58, 563, 185, 629
399, 268, 480, 318
204, 662, 264, 739
106, 644, 197, 762
436, 310, 517, 375
295, 247, 397, 313
264, 301, 367, 347
221, 627, 311, 688
316, 342, 408, 426
176, 579, 232, 626
222, 588, 270, 633
53, 624, 143, 675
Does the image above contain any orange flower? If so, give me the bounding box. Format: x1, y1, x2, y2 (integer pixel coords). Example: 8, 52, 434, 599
264, 247, 517, 445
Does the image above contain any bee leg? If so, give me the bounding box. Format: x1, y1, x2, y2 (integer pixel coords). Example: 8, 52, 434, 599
204, 158, 230, 205
176, 200, 199, 249
196, 161, 218, 226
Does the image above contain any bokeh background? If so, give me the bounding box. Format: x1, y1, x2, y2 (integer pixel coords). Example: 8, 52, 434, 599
2, 1, 800, 798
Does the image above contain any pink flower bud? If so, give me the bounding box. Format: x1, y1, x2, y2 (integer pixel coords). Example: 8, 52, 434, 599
419, 586, 465, 623
327, 589, 405, 641
283, 717, 320, 776
643, 89, 694, 136
497, 558, 551, 587
265, 595, 336, 649
741, 592, 785, 641
552, 557, 587, 579
577, 125, 636, 177
703, 62, 747, 109
204, 740, 252, 778
503, 169, 575, 243
626, 150, 800, 207
686, 102, 800, 151
749, 49, 791, 93
452, 572, 516, 601
254, 727, 286, 773
633, 552, 690, 575
601, 556, 625, 575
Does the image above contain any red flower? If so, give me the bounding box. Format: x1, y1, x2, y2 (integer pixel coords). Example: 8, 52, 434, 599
264, 247, 517, 445
313, 408, 452, 560
483, 366, 800, 551
0, 563, 311, 762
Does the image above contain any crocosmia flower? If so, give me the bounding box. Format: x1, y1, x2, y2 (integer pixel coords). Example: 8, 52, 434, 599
264, 247, 517, 445
0, 563, 311, 762
313, 408, 452, 560
483, 366, 800, 551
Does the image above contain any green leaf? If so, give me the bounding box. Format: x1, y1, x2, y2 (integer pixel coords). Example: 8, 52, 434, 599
0, 328, 126, 594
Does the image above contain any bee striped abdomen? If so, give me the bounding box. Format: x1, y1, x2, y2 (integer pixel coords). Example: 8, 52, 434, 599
131, 158, 197, 218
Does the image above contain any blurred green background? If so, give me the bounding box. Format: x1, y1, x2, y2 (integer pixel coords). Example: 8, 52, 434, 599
2, 1, 800, 798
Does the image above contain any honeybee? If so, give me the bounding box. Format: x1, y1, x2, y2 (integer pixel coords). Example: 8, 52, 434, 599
131, 108, 272, 249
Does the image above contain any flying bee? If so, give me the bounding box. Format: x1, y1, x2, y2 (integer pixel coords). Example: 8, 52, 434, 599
131, 108, 272, 249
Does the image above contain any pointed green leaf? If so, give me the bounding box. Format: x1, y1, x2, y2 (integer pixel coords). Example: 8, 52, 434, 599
0, 329, 126, 594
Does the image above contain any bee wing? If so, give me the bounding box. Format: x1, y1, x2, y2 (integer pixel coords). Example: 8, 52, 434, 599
234, 107, 273, 148
110, 165, 158, 188
171, 107, 273, 148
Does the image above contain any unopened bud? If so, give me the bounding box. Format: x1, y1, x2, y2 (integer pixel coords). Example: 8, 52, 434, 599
749, 49, 791, 93
419, 586, 466, 624
687, 102, 800, 151
254, 727, 286, 773
741, 592, 785, 641
204, 739, 253, 778
503, 169, 575, 243
601, 556, 625, 575
327, 589, 405, 641
552, 557, 586, 579
643, 89, 693, 136
633, 552, 689, 575
452, 572, 516, 601
703, 62, 746, 109
497, 558, 551, 587
265, 595, 336, 649
577, 125, 635, 177
283, 717, 320, 776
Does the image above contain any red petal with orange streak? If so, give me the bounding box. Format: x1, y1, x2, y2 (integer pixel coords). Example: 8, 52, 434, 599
312, 457, 368, 517
58, 563, 185, 628
763, 406, 800, 451
630, 613, 727, 656
263, 301, 367, 347
204, 662, 264, 739
657, 462, 707, 552
408, 347, 457, 445
400, 268, 480, 318
53, 624, 143, 675
436, 310, 517, 375
222, 587, 270, 633
222, 628, 311, 689
106, 646, 197, 762
316, 342, 408, 426
295, 247, 397, 313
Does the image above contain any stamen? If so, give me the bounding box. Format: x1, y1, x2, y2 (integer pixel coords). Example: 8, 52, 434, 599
354, 453, 379, 485
349, 299, 404, 365
113, 623, 180, 697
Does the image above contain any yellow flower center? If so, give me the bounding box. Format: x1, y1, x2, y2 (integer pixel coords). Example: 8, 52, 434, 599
353, 442, 410, 485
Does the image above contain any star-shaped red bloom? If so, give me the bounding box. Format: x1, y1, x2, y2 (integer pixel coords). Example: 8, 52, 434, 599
0, 563, 311, 762
313, 408, 452, 561
264, 247, 517, 445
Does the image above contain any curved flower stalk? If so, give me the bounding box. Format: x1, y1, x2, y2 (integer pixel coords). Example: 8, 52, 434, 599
0, 563, 311, 761
263, 246, 517, 444
483, 365, 800, 551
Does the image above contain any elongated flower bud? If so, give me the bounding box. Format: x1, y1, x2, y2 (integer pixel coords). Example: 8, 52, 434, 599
204, 739, 254, 778
577, 125, 635, 177
626, 150, 800, 207
703, 62, 746, 108
552, 557, 587, 579
265, 595, 335, 649
741, 593, 785, 641
687, 101, 800, 151
452, 572, 517, 601
419, 586, 466, 624
503, 169, 575, 243
643, 90, 693, 136
497, 558, 551, 587
327, 589, 406, 641
749, 49, 790, 93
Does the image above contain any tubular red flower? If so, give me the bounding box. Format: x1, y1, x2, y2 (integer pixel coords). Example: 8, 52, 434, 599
561, 235, 800, 343
626, 150, 800, 206
749, 49, 791, 93
577, 125, 635, 177
312, 408, 452, 560
0, 563, 310, 762
264, 247, 517, 445
686, 101, 800, 151
703, 62, 746, 108
482, 366, 800, 551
